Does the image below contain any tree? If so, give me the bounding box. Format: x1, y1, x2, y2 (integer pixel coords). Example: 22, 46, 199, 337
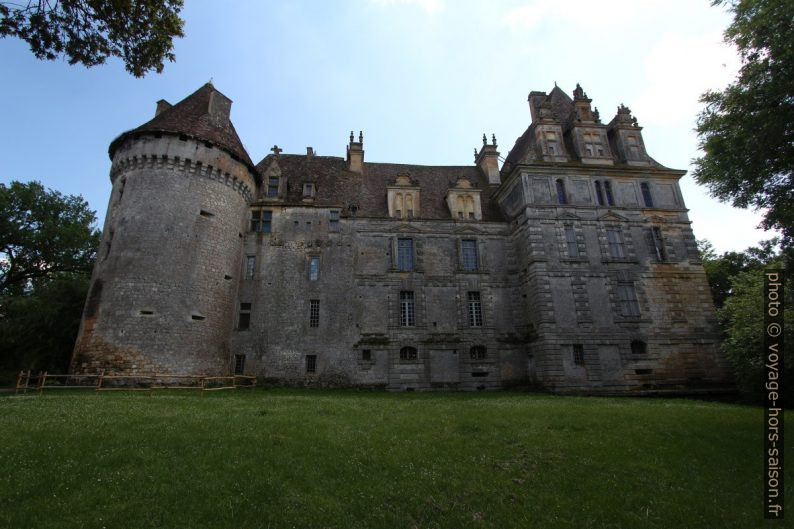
694, 0, 794, 246
0, 181, 99, 295
698, 238, 780, 307
0, 181, 99, 379
0, 0, 184, 77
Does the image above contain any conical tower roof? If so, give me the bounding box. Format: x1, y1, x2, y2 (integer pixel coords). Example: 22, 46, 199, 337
109, 83, 254, 168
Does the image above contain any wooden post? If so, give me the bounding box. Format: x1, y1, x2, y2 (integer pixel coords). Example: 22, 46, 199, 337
38, 371, 47, 395
14, 371, 24, 395
96, 370, 104, 393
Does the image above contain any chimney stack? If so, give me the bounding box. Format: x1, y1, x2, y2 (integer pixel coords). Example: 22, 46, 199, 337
155, 99, 172, 117
346, 130, 364, 173
475, 133, 501, 185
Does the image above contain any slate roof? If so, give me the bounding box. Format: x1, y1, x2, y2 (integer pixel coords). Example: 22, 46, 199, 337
255, 154, 505, 221
108, 83, 254, 168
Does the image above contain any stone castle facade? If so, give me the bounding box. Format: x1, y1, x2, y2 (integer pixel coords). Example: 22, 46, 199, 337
70, 83, 731, 392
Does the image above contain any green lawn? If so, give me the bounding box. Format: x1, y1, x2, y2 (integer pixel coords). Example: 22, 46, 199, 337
0, 390, 790, 529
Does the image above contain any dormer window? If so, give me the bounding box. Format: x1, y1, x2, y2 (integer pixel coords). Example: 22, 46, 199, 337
387, 177, 420, 219
545, 131, 558, 155
267, 176, 279, 198
302, 183, 316, 198
583, 132, 604, 157
627, 136, 641, 159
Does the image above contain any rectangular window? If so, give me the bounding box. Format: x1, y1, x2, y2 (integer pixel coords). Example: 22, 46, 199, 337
604, 181, 615, 206
309, 256, 320, 281
303, 183, 315, 197
329, 210, 340, 232
267, 177, 279, 198
607, 228, 625, 258
461, 239, 479, 271
309, 299, 320, 328
250, 210, 272, 233
618, 284, 641, 317
397, 238, 413, 271
572, 344, 584, 366
651, 227, 667, 261
467, 291, 483, 327
400, 291, 415, 327
238, 302, 251, 330
564, 227, 579, 257
306, 355, 317, 373
245, 255, 255, 279
362, 349, 371, 361
234, 354, 245, 375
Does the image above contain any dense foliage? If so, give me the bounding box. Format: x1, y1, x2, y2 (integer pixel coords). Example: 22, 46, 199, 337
0, 0, 184, 76
0, 181, 99, 377
694, 0, 794, 245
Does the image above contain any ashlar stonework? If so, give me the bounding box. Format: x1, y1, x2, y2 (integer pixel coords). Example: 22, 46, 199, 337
70, 83, 732, 393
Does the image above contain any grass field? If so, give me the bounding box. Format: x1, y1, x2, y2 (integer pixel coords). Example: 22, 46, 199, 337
0, 389, 790, 529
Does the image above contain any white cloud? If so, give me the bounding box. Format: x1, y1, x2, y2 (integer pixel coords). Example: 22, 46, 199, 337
502, 0, 663, 30
632, 31, 740, 126
370, 0, 443, 14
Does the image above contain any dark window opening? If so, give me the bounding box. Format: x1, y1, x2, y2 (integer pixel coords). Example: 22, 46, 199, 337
238, 302, 251, 330
306, 355, 317, 373
631, 340, 647, 355
470, 346, 487, 360
234, 354, 245, 375
362, 349, 372, 361
564, 226, 579, 257
250, 210, 272, 233
651, 227, 667, 261
594, 181, 605, 206
618, 284, 641, 317
400, 346, 418, 361
604, 181, 615, 206
191, 314, 205, 321
556, 179, 567, 205
573, 344, 584, 366
329, 210, 340, 232
607, 228, 625, 258
199, 209, 214, 218
309, 299, 320, 328
139, 310, 154, 316
471, 371, 488, 377
635, 368, 653, 375
267, 177, 280, 198
641, 182, 654, 207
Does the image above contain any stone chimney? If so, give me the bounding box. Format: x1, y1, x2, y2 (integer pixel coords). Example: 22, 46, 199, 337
346, 130, 364, 173
208, 90, 232, 126
155, 99, 172, 117
306, 146, 315, 160
475, 133, 501, 185
528, 91, 547, 123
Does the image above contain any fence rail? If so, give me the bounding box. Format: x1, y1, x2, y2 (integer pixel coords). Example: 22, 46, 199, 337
9, 370, 256, 395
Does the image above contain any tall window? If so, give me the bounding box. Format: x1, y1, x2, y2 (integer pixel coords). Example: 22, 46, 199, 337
251, 210, 272, 233
462, 239, 478, 271
238, 303, 251, 330
572, 344, 585, 366
329, 210, 340, 232
545, 131, 558, 156
400, 346, 418, 360
606, 228, 625, 258
468, 291, 483, 327
564, 226, 579, 257
594, 181, 605, 206
604, 181, 615, 206
234, 354, 246, 375
397, 238, 413, 271
309, 300, 320, 327
245, 255, 255, 279
267, 176, 279, 198
641, 182, 654, 207
618, 283, 641, 317
400, 291, 415, 327
650, 227, 666, 261
306, 355, 317, 373
470, 345, 487, 360
302, 183, 315, 197
556, 179, 567, 205
308, 256, 320, 280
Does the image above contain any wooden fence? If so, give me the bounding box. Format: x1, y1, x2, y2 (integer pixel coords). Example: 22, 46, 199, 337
11, 370, 256, 395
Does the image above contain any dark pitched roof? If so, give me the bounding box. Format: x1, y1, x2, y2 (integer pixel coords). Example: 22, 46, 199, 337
108, 83, 254, 168
255, 154, 505, 222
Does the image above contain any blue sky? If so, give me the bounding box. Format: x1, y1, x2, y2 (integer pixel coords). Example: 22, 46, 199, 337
0, 0, 773, 252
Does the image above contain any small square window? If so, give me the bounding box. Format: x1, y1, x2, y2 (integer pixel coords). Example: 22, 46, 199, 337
362, 349, 372, 361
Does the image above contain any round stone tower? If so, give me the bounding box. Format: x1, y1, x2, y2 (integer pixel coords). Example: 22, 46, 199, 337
71, 84, 257, 375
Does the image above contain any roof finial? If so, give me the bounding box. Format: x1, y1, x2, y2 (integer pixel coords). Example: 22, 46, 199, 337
358, 131, 363, 143
350, 130, 354, 143
474, 147, 478, 160
482, 133, 487, 146
271, 145, 282, 156
491, 133, 497, 147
